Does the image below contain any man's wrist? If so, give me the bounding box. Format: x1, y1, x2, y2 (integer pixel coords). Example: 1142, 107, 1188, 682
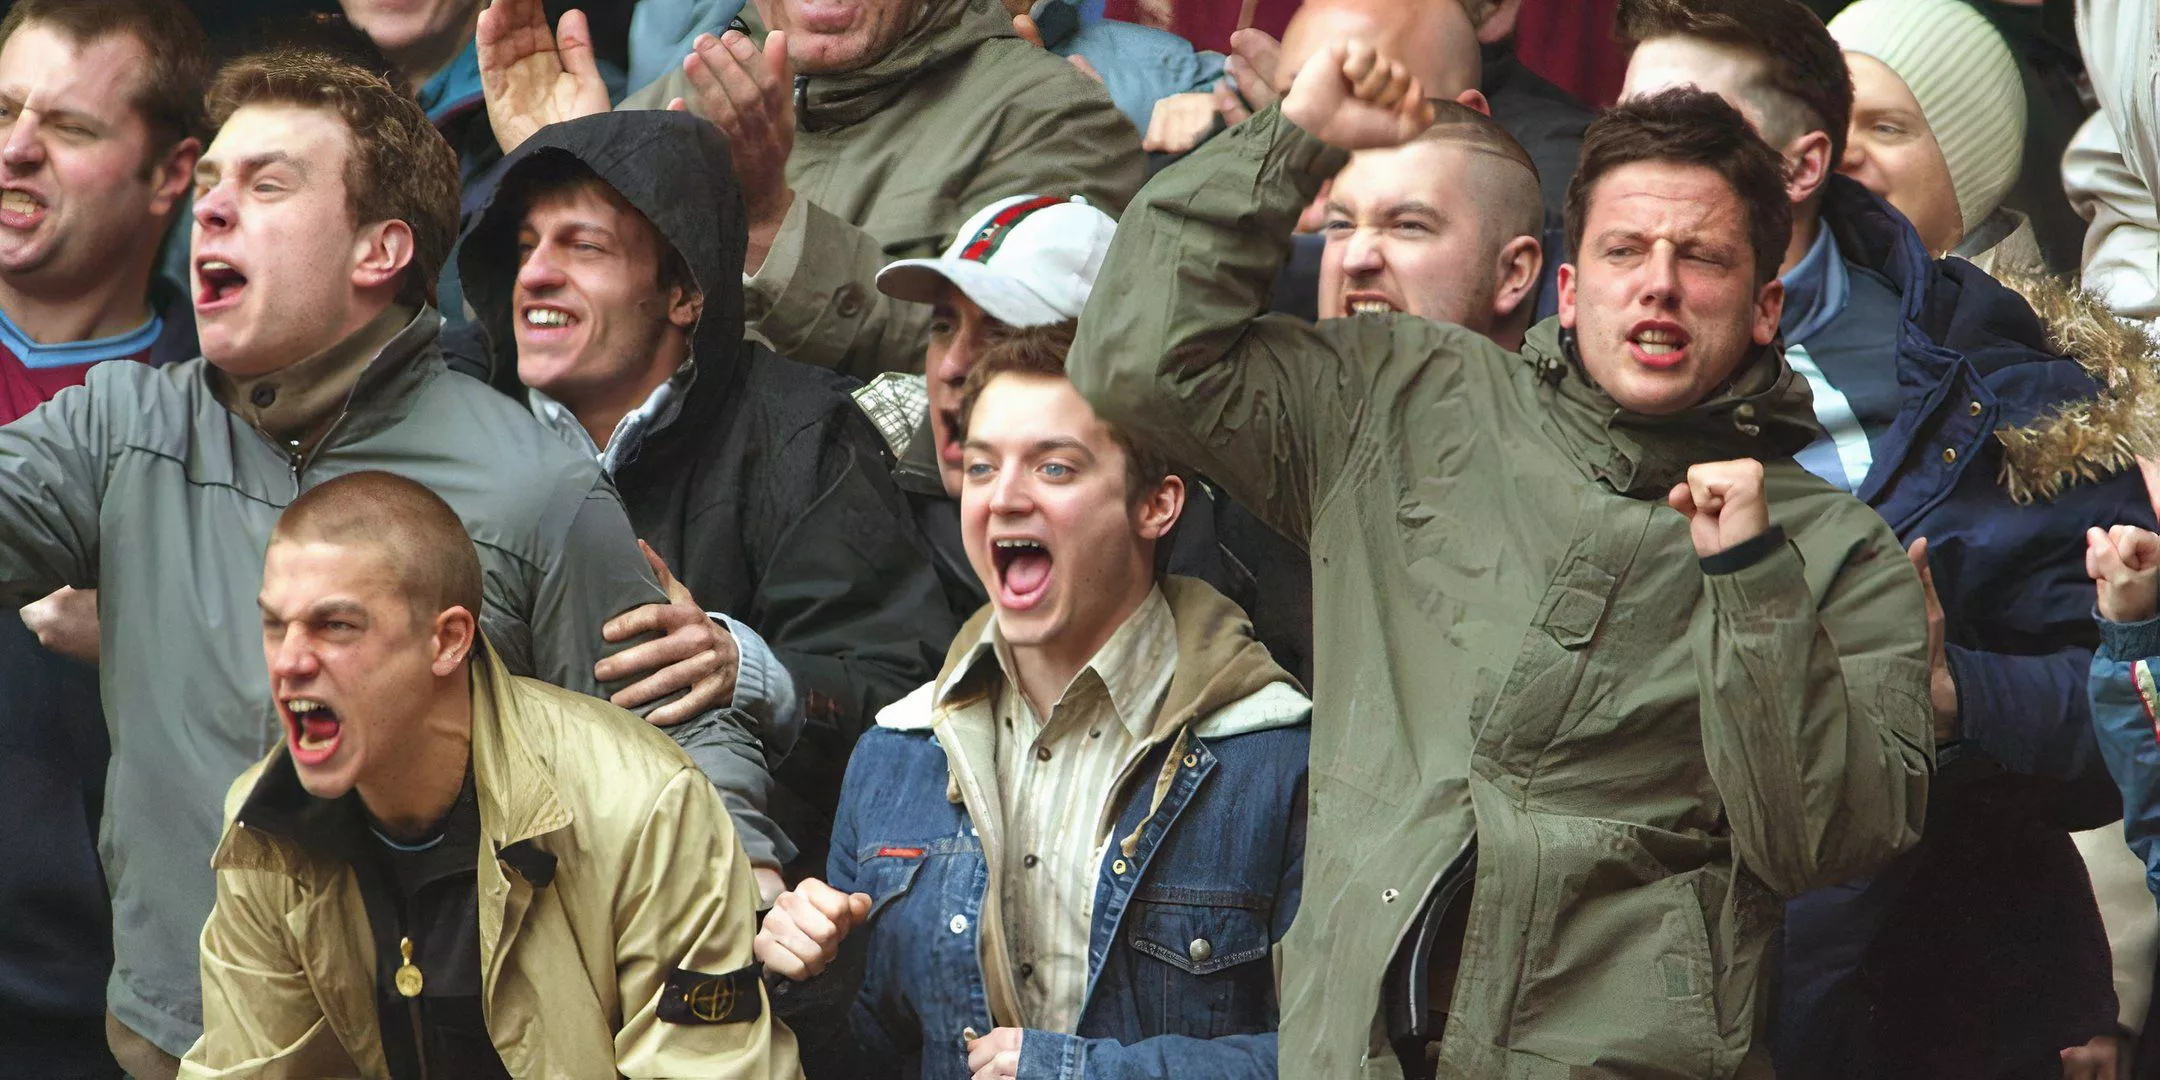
1700, 524, 1786, 575
744, 189, 796, 275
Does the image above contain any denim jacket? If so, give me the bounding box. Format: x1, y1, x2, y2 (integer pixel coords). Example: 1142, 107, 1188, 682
772, 579, 1309, 1079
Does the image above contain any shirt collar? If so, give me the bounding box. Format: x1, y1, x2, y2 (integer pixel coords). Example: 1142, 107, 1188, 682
946, 585, 1175, 741
529, 362, 694, 476
0, 305, 162, 369
417, 37, 484, 122
1778, 222, 1850, 345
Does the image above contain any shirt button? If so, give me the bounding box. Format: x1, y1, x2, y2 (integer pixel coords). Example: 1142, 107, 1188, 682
1019, 962, 1036, 979
1035, 746, 1052, 762
949, 914, 969, 934
250, 385, 276, 408
1188, 938, 1213, 963
1941, 448, 1958, 465
1023, 854, 1039, 868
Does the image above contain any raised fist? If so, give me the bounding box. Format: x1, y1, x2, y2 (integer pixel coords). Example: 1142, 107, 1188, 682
2089, 524, 2160, 624
1667, 459, 1771, 559
1281, 40, 1436, 151
753, 877, 872, 981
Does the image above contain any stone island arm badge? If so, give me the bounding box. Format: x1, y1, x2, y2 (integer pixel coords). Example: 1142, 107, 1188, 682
657, 964, 765, 1025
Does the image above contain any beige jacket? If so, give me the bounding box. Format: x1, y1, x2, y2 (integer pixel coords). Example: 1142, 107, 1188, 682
178, 642, 802, 1079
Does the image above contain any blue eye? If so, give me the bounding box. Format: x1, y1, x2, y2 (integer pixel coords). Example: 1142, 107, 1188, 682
1040, 463, 1072, 479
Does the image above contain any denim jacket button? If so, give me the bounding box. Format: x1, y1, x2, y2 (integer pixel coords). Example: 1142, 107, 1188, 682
1188, 938, 1213, 963
949, 914, 969, 934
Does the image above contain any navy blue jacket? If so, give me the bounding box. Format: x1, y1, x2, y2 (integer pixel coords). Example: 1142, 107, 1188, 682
1777, 178, 2154, 1078
770, 593, 1309, 1080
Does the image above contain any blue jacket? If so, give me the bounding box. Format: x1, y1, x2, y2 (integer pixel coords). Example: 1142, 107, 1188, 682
2090, 615, 2160, 902
1776, 178, 2154, 1077
772, 579, 1309, 1080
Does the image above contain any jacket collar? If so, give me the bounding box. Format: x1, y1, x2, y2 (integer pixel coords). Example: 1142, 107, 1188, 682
206, 304, 440, 457
219, 636, 571, 886
793, 0, 1013, 131
945, 586, 1176, 743
1528, 318, 1821, 498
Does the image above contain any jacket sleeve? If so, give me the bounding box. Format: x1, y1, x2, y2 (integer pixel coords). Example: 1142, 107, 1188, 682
0, 379, 112, 603
612, 768, 803, 1079
180, 870, 359, 1078
526, 477, 792, 868
1066, 105, 1402, 548
743, 63, 1145, 381
747, 414, 954, 775
2066, 112, 2160, 324
1946, 643, 2121, 826
2087, 615, 2160, 901
1692, 512, 1935, 898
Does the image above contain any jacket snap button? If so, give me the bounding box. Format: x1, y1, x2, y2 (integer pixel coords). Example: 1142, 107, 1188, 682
962, 1027, 979, 1044
1188, 938, 1213, 963
1023, 853, 1039, 868
1112, 859, 1128, 874
1941, 448, 1958, 465
1735, 403, 1757, 420
1035, 746, 1052, 762
949, 914, 969, 934
835, 286, 864, 318
1182, 753, 1199, 768
1968, 400, 1983, 417
1382, 888, 1400, 903
250, 385, 276, 408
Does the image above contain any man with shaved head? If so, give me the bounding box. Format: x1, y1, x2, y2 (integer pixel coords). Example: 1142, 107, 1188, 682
184, 470, 800, 1078
1317, 101, 1544, 348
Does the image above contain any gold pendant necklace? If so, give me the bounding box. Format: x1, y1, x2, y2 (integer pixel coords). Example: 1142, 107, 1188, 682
394, 936, 425, 998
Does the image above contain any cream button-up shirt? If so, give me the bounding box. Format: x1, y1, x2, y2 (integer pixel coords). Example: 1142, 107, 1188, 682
989, 587, 1176, 1033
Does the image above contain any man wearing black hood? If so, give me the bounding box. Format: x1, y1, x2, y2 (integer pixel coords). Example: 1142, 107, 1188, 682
458, 111, 955, 882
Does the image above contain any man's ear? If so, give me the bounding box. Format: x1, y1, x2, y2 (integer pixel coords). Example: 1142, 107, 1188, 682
669, 285, 703, 331
1493, 235, 1544, 324
1134, 472, 1186, 543
352, 220, 416, 294
148, 137, 201, 219
1554, 261, 1579, 330
1455, 89, 1491, 117
1753, 278, 1785, 346
1784, 129, 1835, 207
431, 605, 478, 677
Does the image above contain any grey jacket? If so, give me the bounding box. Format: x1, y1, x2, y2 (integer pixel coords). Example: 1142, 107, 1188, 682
0, 308, 778, 1056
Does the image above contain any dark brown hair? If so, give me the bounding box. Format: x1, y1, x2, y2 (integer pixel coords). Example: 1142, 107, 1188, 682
0, 0, 208, 162
1616, 0, 1852, 165
1566, 87, 1794, 287
272, 471, 484, 625
956, 320, 1174, 501
205, 50, 461, 310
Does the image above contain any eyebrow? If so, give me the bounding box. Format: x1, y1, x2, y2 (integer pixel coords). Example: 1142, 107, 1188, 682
257, 597, 368, 622
1383, 200, 1443, 218
195, 150, 306, 185
521, 218, 621, 244
961, 436, 1097, 458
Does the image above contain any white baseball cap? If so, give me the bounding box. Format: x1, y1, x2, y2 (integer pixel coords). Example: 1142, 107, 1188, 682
876, 194, 1115, 328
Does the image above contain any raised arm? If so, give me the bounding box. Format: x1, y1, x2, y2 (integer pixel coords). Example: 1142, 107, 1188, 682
0, 376, 116, 603
1678, 462, 1934, 897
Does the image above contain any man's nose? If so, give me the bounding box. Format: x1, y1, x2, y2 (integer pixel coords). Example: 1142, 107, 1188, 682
937, 328, 983, 387
193, 183, 234, 232
1, 110, 45, 171
268, 628, 318, 679
518, 244, 567, 292
1639, 245, 1682, 306
1342, 228, 1385, 274
986, 465, 1031, 514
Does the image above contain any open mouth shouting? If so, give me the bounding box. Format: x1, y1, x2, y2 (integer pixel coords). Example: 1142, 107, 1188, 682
281, 696, 343, 767
0, 188, 45, 231
990, 536, 1054, 612
196, 257, 249, 315
1628, 320, 1691, 370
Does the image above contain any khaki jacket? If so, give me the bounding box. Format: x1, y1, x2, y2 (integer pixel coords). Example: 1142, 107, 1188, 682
626, 0, 1145, 380
178, 643, 802, 1079
1069, 107, 1934, 1078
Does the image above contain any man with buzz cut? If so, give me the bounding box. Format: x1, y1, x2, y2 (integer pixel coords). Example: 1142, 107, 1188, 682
1070, 36, 1932, 1077
0, 49, 782, 1076
183, 470, 800, 1079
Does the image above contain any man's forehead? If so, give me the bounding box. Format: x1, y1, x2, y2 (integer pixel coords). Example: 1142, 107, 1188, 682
202, 104, 349, 171
262, 538, 399, 604
971, 375, 1108, 446
0, 24, 151, 121
520, 172, 639, 227
1586, 162, 1744, 232
1337, 142, 1470, 209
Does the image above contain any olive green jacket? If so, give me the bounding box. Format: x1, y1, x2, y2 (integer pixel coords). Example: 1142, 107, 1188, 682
1068, 107, 1935, 1078
179, 643, 800, 1079
626, 0, 1145, 380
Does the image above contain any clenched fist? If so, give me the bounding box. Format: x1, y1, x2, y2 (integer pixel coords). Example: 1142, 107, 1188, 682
2089, 524, 2160, 624
1667, 459, 1771, 559
754, 877, 872, 981
1281, 40, 1436, 151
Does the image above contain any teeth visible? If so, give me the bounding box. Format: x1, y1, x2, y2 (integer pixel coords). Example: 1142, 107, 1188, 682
288, 699, 323, 714
524, 308, 571, 327
1, 191, 38, 215
201, 260, 232, 273
1349, 300, 1396, 316
1637, 342, 1678, 356
994, 539, 1044, 550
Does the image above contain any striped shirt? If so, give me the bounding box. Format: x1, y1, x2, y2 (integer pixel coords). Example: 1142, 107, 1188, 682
991, 586, 1176, 1032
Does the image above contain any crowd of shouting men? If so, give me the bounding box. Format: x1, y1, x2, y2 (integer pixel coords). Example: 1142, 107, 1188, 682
11, 0, 2160, 1077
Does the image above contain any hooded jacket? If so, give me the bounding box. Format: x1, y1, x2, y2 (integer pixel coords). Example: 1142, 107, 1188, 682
461, 112, 956, 869
1068, 106, 1934, 1078
775, 577, 1309, 1080
180, 640, 801, 1079
0, 304, 772, 1058
1774, 178, 2159, 1079
622, 0, 1145, 381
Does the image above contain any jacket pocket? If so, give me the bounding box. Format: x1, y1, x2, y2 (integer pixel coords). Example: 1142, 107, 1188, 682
1124, 887, 1276, 1040
855, 843, 931, 920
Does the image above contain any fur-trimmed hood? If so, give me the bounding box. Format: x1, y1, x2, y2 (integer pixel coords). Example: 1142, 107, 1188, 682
1990, 272, 2160, 503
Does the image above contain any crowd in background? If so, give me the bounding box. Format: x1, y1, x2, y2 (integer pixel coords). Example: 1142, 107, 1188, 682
8, 0, 2160, 1078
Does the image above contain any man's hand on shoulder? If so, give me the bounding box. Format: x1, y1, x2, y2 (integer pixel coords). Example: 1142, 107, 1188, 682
1668, 459, 1771, 559
594, 541, 741, 725
1281, 40, 1437, 151
476, 0, 612, 155
754, 877, 871, 980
